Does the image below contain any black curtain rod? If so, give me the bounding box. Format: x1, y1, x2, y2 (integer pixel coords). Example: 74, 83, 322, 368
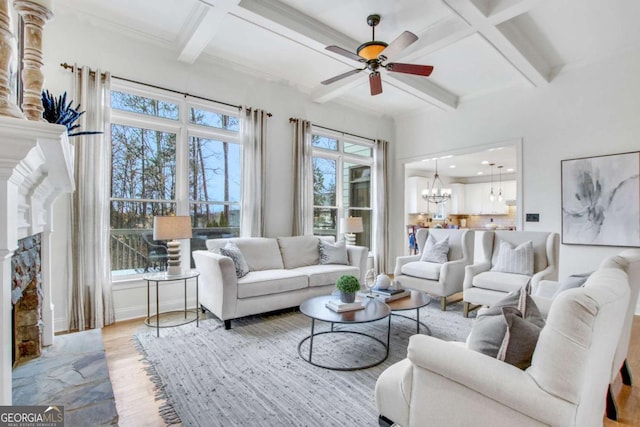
289, 118, 374, 142
60, 62, 272, 116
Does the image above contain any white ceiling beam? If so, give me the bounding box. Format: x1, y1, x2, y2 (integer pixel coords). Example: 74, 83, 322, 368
385, 74, 458, 111
236, 0, 458, 109
396, 15, 474, 63
178, 0, 241, 64
471, 0, 540, 24
444, 0, 550, 86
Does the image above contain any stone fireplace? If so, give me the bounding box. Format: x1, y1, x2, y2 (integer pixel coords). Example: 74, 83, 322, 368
0, 117, 74, 405
11, 234, 42, 365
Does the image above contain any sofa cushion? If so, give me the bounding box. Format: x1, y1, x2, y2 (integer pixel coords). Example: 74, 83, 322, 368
278, 236, 321, 269
294, 264, 360, 287
236, 269, 308, 298
319, 239, 349, 265
219, 242, 249, 278
420, 234, 449, 264
208, 238, 284, 271
491, 240, 534, 275
472, 271, 531, 293
400, 261, 441, 281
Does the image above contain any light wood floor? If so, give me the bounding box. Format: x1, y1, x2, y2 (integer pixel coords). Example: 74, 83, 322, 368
102, 316, 640, 427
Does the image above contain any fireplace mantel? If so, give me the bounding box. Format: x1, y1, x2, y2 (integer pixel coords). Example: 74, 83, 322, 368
0, 116, 73, 405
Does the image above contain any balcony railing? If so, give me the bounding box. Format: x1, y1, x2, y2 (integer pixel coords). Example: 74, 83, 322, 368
110, 227, 240, 274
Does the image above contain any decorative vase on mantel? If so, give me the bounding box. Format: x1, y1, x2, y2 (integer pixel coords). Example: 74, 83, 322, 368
0, 0, 25, 118
13, 0, 54, 121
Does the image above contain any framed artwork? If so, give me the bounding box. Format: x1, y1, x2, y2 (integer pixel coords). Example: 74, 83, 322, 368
561, 151, 640, 247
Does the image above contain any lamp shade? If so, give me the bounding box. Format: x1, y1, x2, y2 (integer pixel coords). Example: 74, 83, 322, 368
340, 217, 364, 234
153, 216, 193, 240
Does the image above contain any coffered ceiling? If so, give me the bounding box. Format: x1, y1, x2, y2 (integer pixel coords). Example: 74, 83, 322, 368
56, 0, 640, 116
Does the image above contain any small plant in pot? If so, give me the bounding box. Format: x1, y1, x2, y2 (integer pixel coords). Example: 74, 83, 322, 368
336, 275, 360, 303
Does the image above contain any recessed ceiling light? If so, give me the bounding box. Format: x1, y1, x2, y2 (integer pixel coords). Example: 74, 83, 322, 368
507, 168, 514, 172
421, 159, 430, 162
441, 155, 453, 159
477, 172, 484, 175
488, 147, 505, 151
481, 160, 489, 165
449, 165, 456, 168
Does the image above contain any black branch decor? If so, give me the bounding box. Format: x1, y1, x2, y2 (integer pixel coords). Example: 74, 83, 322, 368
41, 90, 103, 137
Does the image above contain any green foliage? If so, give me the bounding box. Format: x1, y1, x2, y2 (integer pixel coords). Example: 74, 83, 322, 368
336, 275, 360, 293
41, 90, 103, 137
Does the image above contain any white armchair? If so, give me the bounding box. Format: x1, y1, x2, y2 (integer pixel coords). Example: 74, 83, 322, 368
532, 249, 640, 420
394, 228, 474, 311
463, 230, 559, 317
375, 261, 630, 427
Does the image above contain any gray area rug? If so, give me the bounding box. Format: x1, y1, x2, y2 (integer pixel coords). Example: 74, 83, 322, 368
12, 329, 119, 426
134, 301, 473, 427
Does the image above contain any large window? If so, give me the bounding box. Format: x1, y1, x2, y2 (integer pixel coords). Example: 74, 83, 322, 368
110, 82, 241, 276
312, 129, 374, 250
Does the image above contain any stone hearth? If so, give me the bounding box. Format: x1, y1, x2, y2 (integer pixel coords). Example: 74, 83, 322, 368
12, 234, 42, 364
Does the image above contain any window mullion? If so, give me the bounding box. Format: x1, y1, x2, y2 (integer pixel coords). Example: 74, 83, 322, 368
175, 97, 189, 215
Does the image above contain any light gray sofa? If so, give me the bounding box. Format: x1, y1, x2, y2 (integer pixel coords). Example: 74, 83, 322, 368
192, 235, 368, 329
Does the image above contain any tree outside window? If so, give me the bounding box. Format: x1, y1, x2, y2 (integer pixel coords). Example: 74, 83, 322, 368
110, 84, 241, 276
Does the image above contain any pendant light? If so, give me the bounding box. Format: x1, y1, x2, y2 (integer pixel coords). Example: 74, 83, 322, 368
421, 160, 452, 205
497, 165, 504, 202
489, 163, 495, 202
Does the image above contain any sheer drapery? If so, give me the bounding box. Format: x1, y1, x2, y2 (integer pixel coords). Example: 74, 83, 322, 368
373, 139, 390, 273
240, 108, 268, 237
68, 65, 115, 330
291, 118, 313, 235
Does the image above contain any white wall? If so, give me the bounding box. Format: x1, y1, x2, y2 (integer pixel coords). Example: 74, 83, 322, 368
43, 9, 394, 329
391, 48, 640, 312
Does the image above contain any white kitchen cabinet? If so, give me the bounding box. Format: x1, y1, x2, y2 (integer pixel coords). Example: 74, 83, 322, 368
406, 176, 429, 213
465, 182, 508, 214
448, 183, 466, 214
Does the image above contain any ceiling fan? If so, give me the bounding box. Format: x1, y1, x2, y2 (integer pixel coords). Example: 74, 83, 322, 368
322, 14, 434, 96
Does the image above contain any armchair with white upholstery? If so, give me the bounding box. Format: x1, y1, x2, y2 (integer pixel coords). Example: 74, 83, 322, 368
394, 228, 474, 311
531, 249, 640, 421
462, 230, 559, 317
375, 261, 631, 427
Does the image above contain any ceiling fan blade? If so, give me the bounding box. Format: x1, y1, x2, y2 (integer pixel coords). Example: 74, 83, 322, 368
378, 31, 418, 61
369, 72, 382, 96
325, 45, 365, 63
321, 68, 363, 85
386, 63, 434, 77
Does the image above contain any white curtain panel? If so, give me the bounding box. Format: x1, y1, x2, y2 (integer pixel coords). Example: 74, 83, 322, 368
240, 108, 268, 237
374, 139, 390, 273
68, 65, 115, 330
291, 119, 313, 236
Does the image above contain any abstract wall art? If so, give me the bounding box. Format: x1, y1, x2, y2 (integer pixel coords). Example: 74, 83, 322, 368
561, 151, 640, 247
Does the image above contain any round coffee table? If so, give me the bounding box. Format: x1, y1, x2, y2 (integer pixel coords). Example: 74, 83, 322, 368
385, 291, 431, 335
298, 295, 391, 371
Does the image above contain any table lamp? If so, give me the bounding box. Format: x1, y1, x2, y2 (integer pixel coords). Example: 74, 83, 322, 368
153, 215, 192, 276
340, 217, 363, 246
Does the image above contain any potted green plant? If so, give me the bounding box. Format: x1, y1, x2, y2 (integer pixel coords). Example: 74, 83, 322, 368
336, 275, 360, 303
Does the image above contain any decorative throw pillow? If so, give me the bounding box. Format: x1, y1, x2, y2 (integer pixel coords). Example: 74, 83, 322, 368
491, 240, 534, 275
552, 272, 591, 298
497, 306, 543, 369
319, 239, 349, 265
480, 286, 545, 328
219, 242, 249, 278
420, 234, 449, 264
468, 305, 543, 370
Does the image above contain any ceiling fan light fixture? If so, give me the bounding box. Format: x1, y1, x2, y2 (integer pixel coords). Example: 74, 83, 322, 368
357, 41, 388, 61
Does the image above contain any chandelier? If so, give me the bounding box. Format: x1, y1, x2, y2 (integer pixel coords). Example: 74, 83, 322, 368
421, 160, 451, 205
